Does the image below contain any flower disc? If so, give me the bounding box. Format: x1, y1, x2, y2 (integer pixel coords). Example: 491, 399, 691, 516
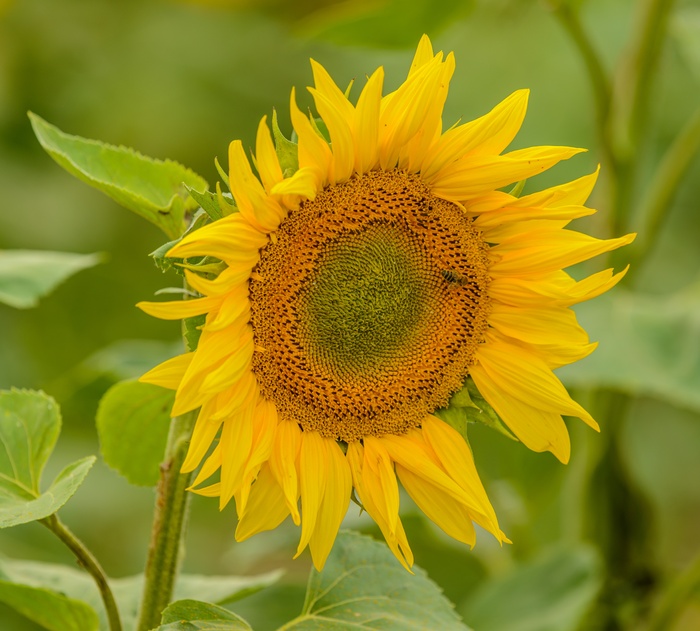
250, 170, 491, 442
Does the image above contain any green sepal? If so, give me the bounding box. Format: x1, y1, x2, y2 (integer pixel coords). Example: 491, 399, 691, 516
150, 210, 211, 275
29, 113, 207, 240
508, 179, 527, 197
184, 314, 206, 352
310, 116, 331, 143
272, 109, 299, 178
186, 185, 235, 222
436, 377, 518, 442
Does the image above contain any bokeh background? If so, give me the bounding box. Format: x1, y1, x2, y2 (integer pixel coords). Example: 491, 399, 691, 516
1, 0, 700, 629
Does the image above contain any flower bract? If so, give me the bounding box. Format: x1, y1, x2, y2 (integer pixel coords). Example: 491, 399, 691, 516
139, 35, 634, 571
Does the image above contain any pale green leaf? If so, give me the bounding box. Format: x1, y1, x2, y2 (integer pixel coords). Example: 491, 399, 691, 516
0, 579, 99, 631
460, 546, 602, 631
0, 389, 60, 497
0, 389, 96, 527
0, 456, 95, 528
272, 110, 299, 178
672, 8, 700, 79
0, 250, 101, 309
559, 284, 700, 413
158, 600, 252, 630
29, 113, 208, 239
96, 380, 175, 487
0, 557, 281, 631
283, 530, 471, 631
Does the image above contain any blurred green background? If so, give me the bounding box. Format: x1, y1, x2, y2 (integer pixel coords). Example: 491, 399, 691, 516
1, 0, 700, 629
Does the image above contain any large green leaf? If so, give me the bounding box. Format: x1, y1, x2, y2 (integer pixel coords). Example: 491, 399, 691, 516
0, 389, 95, 527
283, 530, 470, 631
460, 546, 602, 631
0, 578, 99, 631
0, 556, 282, 631
29, 113, 208, 239
0, 250, 102, 309
158, 600, 252, 630
300, 0, 471, 48
96, 380, 175, 487
560, 285, 700, 413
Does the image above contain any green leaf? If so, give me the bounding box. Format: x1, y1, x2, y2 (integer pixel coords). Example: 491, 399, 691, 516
559, 284, 700, 413
283, 530, 471, 631
96, 380, 175, 486
0, 579, 99, 631
460, 546, 602, 631
158, 600, 252, 630
29, 113, 208, 239
0, 250, 101, 309
0, 456, 95, 528
299, 0, 471, 48
186, 186, 231, 222
0, 557, 282, 631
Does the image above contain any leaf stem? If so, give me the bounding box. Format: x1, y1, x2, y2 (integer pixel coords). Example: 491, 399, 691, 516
135, 409, 196, 631
41, 513, 123, 631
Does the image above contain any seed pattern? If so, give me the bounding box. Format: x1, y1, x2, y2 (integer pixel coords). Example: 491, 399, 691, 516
250, 170, 491, 442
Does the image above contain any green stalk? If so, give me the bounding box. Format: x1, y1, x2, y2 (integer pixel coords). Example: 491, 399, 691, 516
41, 514, 123, 631
135, 409, 196, 631
625, 108, 700, 279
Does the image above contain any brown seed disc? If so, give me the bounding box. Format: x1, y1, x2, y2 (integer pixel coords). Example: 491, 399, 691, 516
250, 170, 491, 442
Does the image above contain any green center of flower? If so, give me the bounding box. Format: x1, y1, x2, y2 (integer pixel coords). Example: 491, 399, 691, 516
250, 170, 491, 442
300, 223, 429, 380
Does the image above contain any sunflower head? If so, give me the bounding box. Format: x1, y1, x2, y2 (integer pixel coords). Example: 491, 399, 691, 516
138, 35, 634, 571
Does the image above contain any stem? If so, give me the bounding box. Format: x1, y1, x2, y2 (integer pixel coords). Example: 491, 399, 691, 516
41, 514, 123, 631
549, 1, 615, 171
646, 551, 700, 631
626, 108, 700, 281
612, 0, 677, 234
135, 409, 196, 631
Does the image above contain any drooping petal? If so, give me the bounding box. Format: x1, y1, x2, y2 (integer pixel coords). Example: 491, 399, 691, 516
295, 431, 328, 558
139, 352, 194, 390
236, 463, 290, 541
269, 419, 302, 525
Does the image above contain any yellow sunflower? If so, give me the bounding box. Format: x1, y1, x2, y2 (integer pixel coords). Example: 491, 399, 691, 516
138, 35, 634, 571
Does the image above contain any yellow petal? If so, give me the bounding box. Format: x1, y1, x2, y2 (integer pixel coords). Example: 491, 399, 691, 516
308, 87, 355, 183
346, 442, 414, 571
396, 463, 476, 546
490, 230, 636, 276
475, 334, 599, 429
219, 401, 255, 510
308, 440, 352, 571
269, 420, 302, 525
289, 87, 332, 187
470, 363, 571, 463
353, 67, 384, 174
235, 463, 290, 541
189, 442, 222, 488
420, 89, 530, 180
421, 416, 501, 536
182, 400, 223, 473
136, 295, 222, 321
488, 303, 589, 346
362, 436, 400, 536
429, 146, 585, 201
295, 431, 328, 558
139, 352, 194, 390
228, 140, 285, 233
409, 34, 435, 75
255, 116, 284, 194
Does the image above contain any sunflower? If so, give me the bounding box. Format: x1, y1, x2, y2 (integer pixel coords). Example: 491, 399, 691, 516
138, 35, 634, 571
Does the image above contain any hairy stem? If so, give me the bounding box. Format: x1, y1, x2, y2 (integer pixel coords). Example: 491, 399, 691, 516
135, 409, 196, 631
41, 514, 123, 631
